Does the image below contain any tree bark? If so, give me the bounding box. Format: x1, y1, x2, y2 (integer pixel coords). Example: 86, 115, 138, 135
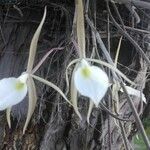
0, 1, 150, 149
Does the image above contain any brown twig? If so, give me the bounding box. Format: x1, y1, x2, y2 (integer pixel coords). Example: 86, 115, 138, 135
106, 1, 150, 148
112, 0, 150, 10
32, 47, 64, 74
99, 103, 130, 122
120, 82, 150, 149
106, 1, 150, 65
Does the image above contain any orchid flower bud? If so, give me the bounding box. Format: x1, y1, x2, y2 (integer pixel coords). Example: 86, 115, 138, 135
0, 73, 28, 110
74, 59, 109, 106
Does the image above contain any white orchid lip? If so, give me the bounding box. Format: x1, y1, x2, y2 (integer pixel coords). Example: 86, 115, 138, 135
0, 73, 28, 110
74, 59, 109, 106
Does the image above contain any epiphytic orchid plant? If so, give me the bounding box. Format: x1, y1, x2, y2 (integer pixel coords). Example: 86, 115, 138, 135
2, 6, 71, 134
65, 0, 146, 123
3, 7, 47, 133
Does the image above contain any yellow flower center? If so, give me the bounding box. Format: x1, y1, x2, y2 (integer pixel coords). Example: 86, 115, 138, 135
15, 81, 25, 90
81, 67, 91, 78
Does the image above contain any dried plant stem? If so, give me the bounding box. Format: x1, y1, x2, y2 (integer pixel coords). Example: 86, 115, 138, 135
111, 2, 126, 30
85, 15, 119, 81
118, 121, 130, 150
120, 82, 150, 149
113, 37, 131, 150
107, 15, 112, 150
32, 47, 64, 74
114, 36, 122, 66
106, 1, 150, 65
106, 1, 150, 148
99, 103, 130, 122
112, 0, 150, 10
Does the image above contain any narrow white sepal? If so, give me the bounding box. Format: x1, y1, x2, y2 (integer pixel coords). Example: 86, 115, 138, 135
74, 59, 109, 106
6, 107, 11, 128
0, 75, 28, 110
120, 86, 146, 103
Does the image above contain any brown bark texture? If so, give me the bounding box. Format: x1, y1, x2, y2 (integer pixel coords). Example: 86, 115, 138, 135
0, 0, 150, 150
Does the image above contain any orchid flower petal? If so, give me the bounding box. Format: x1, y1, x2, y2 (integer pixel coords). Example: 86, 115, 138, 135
0, 74, 28, 110
74, 59, 109, 106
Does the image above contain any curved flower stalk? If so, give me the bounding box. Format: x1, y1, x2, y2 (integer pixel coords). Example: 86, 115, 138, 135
74, 59, 109, 107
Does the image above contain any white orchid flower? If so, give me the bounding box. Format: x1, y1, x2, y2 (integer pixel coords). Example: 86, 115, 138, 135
0, 7, 47, 133
0, 73, 28, 110
74, 59, 109, 107
120, 85, 146, 103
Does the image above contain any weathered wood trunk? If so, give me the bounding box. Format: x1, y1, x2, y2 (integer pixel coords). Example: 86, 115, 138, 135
0, 1, 150, 149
